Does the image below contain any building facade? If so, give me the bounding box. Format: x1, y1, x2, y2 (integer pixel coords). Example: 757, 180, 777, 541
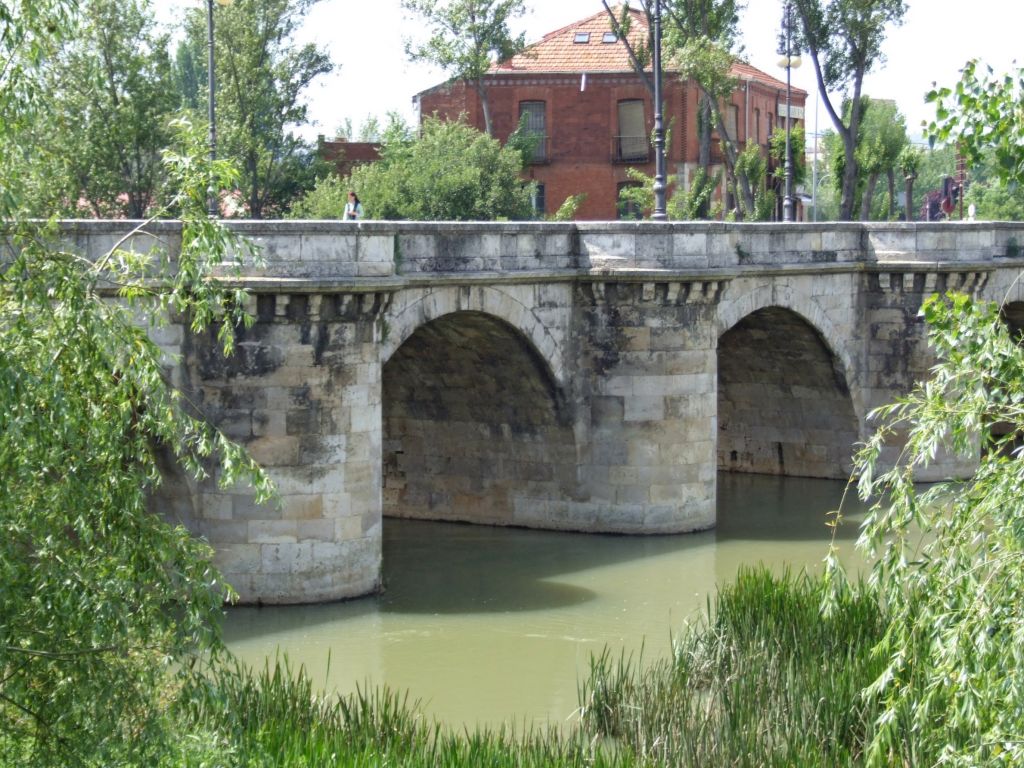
416, 8, 807, 221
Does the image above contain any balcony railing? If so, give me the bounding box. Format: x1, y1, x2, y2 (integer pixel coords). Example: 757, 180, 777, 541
612, 135, 650, 163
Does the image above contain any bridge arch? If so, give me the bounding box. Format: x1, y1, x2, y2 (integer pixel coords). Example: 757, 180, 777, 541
717, 284, 857, 389
381, 307, 578, 528
380, 285, 568, 391
716, 302, 859, 479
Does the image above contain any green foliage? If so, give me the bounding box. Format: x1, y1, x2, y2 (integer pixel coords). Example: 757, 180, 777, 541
820, 98, 909, 220
181, 0, 334, 218
670, 167, 722, 220
548, 193, 587, 222
580, 568, 886, 766
0, 119, 273, 766
0, 0, 77, 217
793, 0, 908, 219
770, 121, 808, 189
735, 140, 775, 221
402, 0, 527, 136
617, 166, 722, 221
832, 293, 1024, 766
28, 0, 179, 218
347, 116, 534, 221
927, 60, 1024, 189
965, 178, 1024, 221
286, 173, 350, 219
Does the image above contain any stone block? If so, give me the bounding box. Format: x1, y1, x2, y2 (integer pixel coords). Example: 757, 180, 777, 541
214, 544, 261, 574
624, 395, 665, 422
247, 435, 300, 466
201, 493, 233, 521
297, 518, 335, 542
281, 494, 323, 520
249, 520, 298, 544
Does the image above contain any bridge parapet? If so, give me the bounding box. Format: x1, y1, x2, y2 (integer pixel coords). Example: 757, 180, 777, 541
53, 220, 1024, 286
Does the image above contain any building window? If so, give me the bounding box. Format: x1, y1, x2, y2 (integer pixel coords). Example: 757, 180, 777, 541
602, 31, 617, 43
725, 104, 739, 141
532, 183, 546, 216
573, 31, 590, 43
617, 181, 643, 220
616, 99, 648, 162
754, 108, 761, 145
518, 101, 547, 163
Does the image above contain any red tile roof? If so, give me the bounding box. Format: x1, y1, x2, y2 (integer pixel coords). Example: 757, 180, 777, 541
487, 5, 803, 95
494, 6, 648, 74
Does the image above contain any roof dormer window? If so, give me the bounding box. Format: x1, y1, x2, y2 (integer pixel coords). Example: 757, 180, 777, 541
602, 32, 617, 43
573, 31, 590, 44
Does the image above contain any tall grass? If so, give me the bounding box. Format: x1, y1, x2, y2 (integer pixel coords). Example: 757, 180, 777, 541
168, 567, 887, 767
578, 567, 887, 767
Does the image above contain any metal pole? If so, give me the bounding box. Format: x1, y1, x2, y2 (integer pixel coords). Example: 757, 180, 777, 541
782, 1, 794, 222
207, 0, 218, 218
652, 0, 667, 221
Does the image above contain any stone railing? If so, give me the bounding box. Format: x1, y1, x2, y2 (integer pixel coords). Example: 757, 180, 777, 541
48, 220, 1024, 283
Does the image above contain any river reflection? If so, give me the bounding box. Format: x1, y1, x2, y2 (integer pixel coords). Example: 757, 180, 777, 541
222, 473, 867, 727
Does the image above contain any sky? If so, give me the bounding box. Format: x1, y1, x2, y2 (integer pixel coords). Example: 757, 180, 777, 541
162, 0, 1020, 143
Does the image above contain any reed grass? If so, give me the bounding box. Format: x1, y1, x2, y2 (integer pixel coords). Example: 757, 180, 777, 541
168, 567, 887, 767
578, 567, 887, 767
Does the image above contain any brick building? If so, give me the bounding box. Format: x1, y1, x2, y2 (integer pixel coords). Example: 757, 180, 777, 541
416, 7, 807, 220
318, 136, 381, 178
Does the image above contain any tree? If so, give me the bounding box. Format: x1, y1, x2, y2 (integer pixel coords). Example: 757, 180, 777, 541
181, 0, 334, 218
0, 0, 77, 217
820, 97, 908, 220
792, 0, 907, 220
855, 98, 908, 219
1, 111, 276, 765
834, 294, 1024, 766
927, 59, 1024, 190
896, 144, 921, 221
770, 121, 807, 217
402, 0, 527, 137
39, 0, 178, 218
347, 115, 534, 220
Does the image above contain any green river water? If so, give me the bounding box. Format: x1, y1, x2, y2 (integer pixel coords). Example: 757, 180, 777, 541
223, 473, 867, 728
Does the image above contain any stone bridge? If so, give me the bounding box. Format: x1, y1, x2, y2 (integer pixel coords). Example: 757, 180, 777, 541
69, 220, 1024, 604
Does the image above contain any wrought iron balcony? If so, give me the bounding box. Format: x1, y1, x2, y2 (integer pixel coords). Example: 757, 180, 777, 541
612, 135, 650, 163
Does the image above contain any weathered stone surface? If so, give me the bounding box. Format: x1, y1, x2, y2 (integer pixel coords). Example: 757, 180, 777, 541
97, 219, 1024, 604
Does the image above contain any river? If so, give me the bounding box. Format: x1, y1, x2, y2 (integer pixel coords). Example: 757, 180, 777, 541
222, 473, 868, 728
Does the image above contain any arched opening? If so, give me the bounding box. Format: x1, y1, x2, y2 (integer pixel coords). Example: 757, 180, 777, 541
717, 306, 857, 479
1001, 300, 1024, 341
382, 311, 577, 527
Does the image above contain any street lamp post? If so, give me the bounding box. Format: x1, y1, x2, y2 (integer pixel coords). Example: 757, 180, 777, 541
651, 0, 667, 221
778, 0, 801, 222
207, 0, 233, 217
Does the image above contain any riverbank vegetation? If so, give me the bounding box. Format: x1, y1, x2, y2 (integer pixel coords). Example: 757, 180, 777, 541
149, 568, 890, 768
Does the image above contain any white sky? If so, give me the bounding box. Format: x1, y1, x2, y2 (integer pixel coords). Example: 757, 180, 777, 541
162, 0, 1021, 142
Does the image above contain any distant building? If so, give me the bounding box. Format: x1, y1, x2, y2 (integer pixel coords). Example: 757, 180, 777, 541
318, 136, 381, 178
415, 7, 806, 220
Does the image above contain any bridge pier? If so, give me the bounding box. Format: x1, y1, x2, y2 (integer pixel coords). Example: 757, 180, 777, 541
182, 291, 387, 604
569, 279, 724, 532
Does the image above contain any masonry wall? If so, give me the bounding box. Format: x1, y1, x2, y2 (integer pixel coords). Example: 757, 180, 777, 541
180, 292, 385, 604
55, 219, 1024, 605
567, 279, 721, 532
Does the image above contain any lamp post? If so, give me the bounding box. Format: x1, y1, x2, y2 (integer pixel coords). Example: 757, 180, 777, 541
778, 0, 801, 222
207, 0, 233, 217
651, 0, 667, 221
